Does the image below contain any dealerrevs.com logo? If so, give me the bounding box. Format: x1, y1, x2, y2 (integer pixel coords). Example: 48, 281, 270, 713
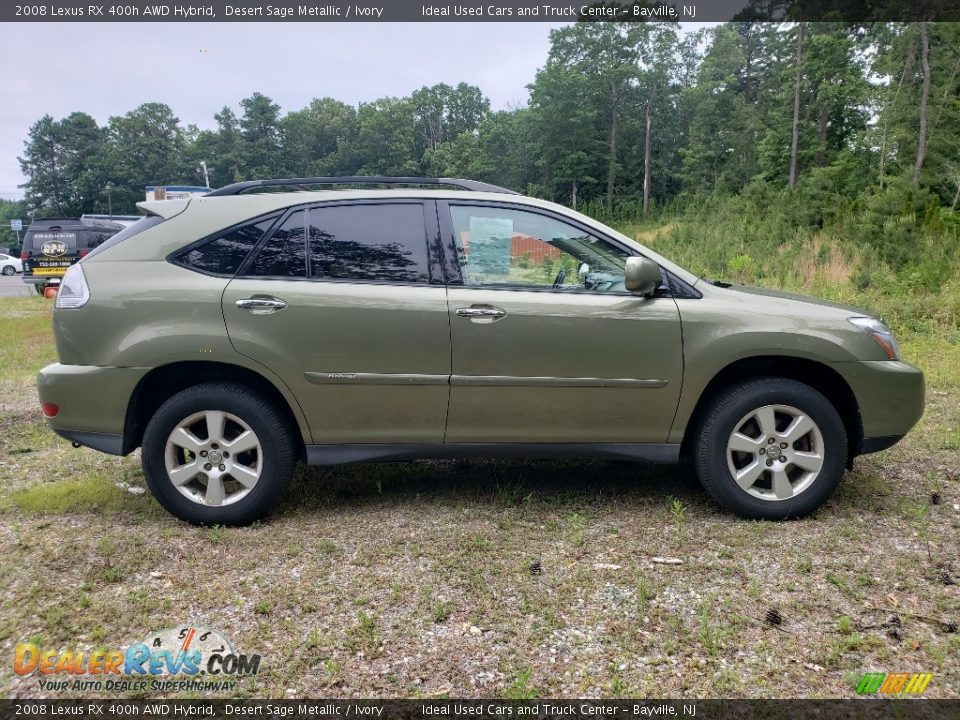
13, 625, 262, 693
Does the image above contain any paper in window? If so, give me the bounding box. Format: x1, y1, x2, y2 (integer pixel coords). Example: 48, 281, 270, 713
466, 216, 513, 276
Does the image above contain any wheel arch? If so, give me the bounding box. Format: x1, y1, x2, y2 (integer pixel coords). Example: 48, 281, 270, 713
679, 355, 863, 465
122, 361, 308, 456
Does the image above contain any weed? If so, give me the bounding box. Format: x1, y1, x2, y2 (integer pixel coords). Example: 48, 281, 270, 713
503, 667, 537, 700
348, 611, 381, 657
668, 496, 687, 546
837, 615, 853, 635
494, 481, 533, 507
206, 525, 228, 544
432, 600, 454, 623
567, 512, 585, 548
636, 577, 656, 606
317, 539, 337, 554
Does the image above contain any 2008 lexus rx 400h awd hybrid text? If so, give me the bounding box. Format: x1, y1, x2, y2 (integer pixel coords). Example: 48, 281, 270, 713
37, 177, 924, 525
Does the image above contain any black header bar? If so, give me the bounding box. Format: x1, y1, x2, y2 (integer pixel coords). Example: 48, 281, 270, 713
3, 0, 959, 23
3, 699, 960, 720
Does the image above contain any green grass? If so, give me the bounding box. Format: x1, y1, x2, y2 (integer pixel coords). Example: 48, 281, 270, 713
8, 475, 148, 515
0, 296, 56, 386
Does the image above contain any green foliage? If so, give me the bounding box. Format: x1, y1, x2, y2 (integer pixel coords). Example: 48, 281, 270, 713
19, 112, 107, 216
13, 18, 960, 250
0, 199, 27, 250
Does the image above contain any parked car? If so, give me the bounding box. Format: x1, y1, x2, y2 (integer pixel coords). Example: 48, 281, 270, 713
21, 217, 124, 294
37, 177, 924, 525
0, 253, 22, 275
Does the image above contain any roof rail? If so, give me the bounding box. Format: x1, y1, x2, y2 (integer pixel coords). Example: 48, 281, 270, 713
205, 176, 520, 197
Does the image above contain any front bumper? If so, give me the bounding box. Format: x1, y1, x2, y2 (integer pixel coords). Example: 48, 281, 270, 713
37, 363, 150, 455
830, 360, 925, 454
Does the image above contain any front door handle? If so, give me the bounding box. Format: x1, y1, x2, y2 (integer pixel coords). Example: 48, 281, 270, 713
455, 305, 507, 323
236, 297, 287, 314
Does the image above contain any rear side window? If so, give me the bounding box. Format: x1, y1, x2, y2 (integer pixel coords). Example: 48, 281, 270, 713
247, 210, 307, 278
85, 229, 118, 249
307, 204, 429, 284
174, 214, 279, 276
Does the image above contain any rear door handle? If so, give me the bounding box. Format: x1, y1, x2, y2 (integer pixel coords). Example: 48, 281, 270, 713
455, 305, 507, 323
236, 297, 287, 314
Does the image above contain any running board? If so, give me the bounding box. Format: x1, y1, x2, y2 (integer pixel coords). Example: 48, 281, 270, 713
305, 442, 680, 466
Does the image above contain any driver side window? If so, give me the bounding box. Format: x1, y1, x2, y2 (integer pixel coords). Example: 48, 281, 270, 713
448, 205, 630, 292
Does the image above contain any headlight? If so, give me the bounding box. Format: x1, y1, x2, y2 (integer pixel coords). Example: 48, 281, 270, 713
55, 265, 90, 309
849, 317, 900, 360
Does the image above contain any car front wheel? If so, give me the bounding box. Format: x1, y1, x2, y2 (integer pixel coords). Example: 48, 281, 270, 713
693, 378, 847, 519
142, 383, 297, 525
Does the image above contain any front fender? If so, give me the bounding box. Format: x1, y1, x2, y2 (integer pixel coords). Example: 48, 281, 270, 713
668, 293, 885, 443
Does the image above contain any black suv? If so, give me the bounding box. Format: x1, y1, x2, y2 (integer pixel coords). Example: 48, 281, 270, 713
22, 217, 124, 293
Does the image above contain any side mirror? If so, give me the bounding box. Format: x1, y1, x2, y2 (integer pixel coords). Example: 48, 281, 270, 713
624, 256, 661, 297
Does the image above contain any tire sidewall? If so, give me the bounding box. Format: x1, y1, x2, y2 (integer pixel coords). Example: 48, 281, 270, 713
2, 266, 14, 276
695, 379, 847, 519
142, 385, 294, 525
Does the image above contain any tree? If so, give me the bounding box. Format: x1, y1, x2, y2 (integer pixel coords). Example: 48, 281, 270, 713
913, 21, 930, 183
636, 23, 681, 217
411, 83, 489, 156
450, 109, 537, 192
209, 107, 244, 186
279, 98, 358, 177
103, 103, 186, 212
788, 22, 804, 188
529, 62, 600, 205
546, 23, 646, 207
0, 199, 28, 250
681, 26, 763, 193
354, 97, 419, 176
239, 92, 282, 178
19, 112, 104, 216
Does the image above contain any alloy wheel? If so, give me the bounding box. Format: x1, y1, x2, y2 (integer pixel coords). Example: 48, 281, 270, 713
163, 410, 262, 506
725, 404, 825, 501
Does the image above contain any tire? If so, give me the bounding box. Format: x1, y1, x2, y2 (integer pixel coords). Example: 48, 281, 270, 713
142, 382, 297, 525
34, 283, 45, 296
2, 265, 14, 276
693, 377, 847, 520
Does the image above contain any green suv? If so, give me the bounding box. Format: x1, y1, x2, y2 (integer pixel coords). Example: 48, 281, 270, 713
37, 177, 924, 525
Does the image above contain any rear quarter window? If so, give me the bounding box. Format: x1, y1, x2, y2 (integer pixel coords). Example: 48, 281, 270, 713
84, 216, 165, 260
171, 214, 280, 276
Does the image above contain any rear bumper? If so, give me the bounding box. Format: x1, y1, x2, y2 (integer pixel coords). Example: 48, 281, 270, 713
37, 363, 150, 454
859, 435, 904, 455
829, 360, 924, 453
23, 277, 59, 285
51, 428, 126, 455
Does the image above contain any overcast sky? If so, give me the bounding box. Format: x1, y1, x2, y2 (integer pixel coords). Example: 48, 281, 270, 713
0, 22, 567, 200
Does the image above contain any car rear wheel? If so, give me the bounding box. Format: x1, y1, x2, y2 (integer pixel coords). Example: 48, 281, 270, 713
142, 383, 297, 525
1, 265, 14, 276
693, 378, 847, 519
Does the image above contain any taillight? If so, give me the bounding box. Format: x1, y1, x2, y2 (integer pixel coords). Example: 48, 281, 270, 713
55, 265, 90, 309
20, 251, 28, 261
41, 402, 59, 418
79, 248, 90, 257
